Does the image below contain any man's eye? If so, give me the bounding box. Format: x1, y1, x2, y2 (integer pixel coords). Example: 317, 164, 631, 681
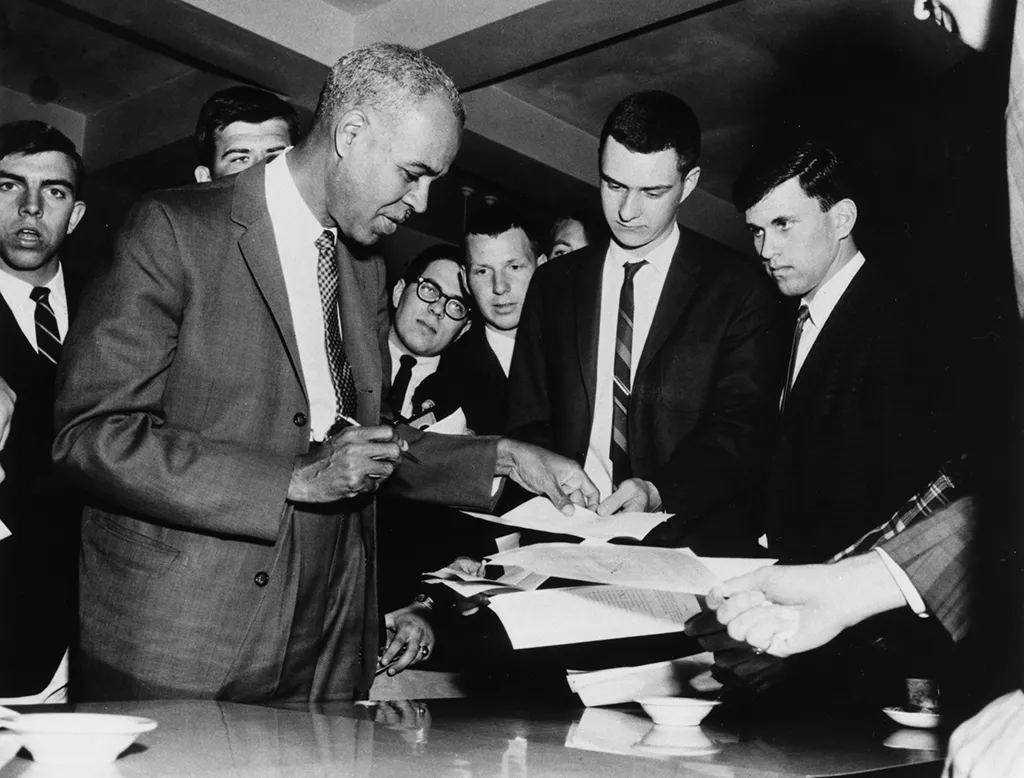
401, 169, 417, 183
0, 181, 15, 192
48, 188, 68, 200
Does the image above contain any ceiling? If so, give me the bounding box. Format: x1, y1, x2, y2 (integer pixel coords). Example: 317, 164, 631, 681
0, 0, 970, 258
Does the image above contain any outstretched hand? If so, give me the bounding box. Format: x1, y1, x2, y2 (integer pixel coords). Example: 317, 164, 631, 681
495, 439, 600, 515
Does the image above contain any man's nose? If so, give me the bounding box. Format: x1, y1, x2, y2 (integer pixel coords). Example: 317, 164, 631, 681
492, 271, 511, 295
427, 297, 446, 318
19, 189, 42, 217
618, 191, 641, 223
404, 179, 430, 214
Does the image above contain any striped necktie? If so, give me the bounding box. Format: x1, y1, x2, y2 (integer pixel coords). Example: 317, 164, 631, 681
315, 231, 359, 421
29, 286, 61, 368
1009, 1, 1024, 317
610, 259, 647, 486
780, 304, 810, 414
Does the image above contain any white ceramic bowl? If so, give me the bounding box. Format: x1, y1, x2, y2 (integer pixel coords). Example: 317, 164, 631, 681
6, 713, 157, 765
637, 697, 721, 727
883, 728, 943, 751
636, 725, 720, 755
881, 707, 941, 730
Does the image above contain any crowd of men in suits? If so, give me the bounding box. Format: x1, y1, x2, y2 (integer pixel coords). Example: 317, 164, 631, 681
0, 6, 1022, 770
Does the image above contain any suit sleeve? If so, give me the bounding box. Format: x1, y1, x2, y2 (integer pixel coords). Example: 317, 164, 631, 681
651, 275, 784, 539
52, 198, 295, 543
880, 496, 974, 643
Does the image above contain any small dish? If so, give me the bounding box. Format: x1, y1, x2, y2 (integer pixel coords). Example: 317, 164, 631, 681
6, 713, 157, 765
636, 725, 720, 755
883, 728, 942, 751
882, 707, 941, 729
637, 697, 721, 727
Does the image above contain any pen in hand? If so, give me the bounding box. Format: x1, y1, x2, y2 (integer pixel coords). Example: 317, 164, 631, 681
328, 413, 421, 464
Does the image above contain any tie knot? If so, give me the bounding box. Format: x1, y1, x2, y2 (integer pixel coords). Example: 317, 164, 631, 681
623, 260, 648, 283
795, 304, 810, 327
30, 286, 50, 304
315, 230, 335, 256
399, 354, 417, 369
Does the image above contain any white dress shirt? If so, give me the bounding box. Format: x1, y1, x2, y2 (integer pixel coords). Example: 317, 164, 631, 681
789, 252, 866, 387
484, 325, 515, 377
265, 151, 338, 441
584, 224, 680, 497
0, 263, 69, 351
387, 332, 440, 418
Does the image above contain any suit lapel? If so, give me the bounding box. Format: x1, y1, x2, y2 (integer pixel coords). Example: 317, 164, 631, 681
232, 166, 307, 403
635, 232, 701, 378
574, 248, 603, 421
336, 242, 382, 424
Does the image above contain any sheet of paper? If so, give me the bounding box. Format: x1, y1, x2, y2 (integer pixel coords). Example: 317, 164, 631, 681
487, 543, 721, 594
695, 555, 775, 582
566, 652, 720, 707
463, 496, 669, 541
423, 564, 547, 598
423, 406, 468, 435
0, 519, 9, 543
487, 585, 700, 649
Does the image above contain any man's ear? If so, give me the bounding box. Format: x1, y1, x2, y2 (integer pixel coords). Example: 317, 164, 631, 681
678, 165, 701, 206
66, 201, 87, 236
453, 318, 472, 342
535, 252, 549, 267
194, 166, 212, 183
392, 279, 406, 310
831, 198, 858, 241
334, 110, 369, 159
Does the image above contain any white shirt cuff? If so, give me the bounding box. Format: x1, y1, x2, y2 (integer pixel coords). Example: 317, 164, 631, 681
875, 547, 928, 617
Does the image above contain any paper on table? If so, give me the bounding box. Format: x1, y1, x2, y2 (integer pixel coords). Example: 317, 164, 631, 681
423, 565, 548, 598
463, 495, 669, 541
487, 585, 700, 649
566, 652, 720, 707
487, 543, 721, 594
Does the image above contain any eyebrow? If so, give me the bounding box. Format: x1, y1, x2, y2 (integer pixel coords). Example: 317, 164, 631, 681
405, 161, 441, 178
0, 170, 76, 195
599, 172, 672, 192
422, 274, 466, 300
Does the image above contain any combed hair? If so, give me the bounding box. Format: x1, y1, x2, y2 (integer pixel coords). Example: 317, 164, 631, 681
195, 86, 300, 168
465, 203, 541, 259
314, 43, 465, 129
547, 210, 603, 254
0, 120, 84, 194
732, 137, 855, 214
401, 243, 463, 285
599, 91, 701, 175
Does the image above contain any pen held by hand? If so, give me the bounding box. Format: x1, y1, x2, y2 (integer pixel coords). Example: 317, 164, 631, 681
328, 414, 422, 464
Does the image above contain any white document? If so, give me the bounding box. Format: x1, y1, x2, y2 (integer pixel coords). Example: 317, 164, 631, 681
487, 585, 700, 649
0, 519, 9, 543
566, 652, 720, 707
463, 496, 669, 541
488, 543, 722, 594
423, 406, 469, 435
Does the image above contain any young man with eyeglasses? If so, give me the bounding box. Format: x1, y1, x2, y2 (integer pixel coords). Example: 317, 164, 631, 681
388, 244, 471, 426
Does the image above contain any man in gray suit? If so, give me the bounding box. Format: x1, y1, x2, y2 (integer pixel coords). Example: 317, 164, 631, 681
54, 42, 595, 704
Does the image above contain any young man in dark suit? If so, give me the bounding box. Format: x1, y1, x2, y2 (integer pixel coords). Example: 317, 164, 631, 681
735, 137, 949, 564
0, 121, 86, 703
507, 91, 785, 554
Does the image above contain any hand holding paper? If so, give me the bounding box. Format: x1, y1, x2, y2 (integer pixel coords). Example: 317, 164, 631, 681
494, 439, 600, 514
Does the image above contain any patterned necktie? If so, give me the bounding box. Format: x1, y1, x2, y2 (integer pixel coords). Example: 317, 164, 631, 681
389, 354, 417, 419
1009, 3, 1024, 317
315, 231, 358, 420
610, 259, 648, 486
780, 304, 810, 414
29, 286, 61, 368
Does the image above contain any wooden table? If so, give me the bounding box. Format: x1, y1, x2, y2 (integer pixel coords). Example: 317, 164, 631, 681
0, 698, 944, 777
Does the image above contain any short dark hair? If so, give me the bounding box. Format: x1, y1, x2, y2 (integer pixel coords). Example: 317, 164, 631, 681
599, 91, 701, 175
465, 204, 541, 260
732, 137, 855, 214
400, 243, 464, 286
195, 86, 300, 168
0, 120, 84, 193
547, 210, 602, 254
314, 42, 465, 130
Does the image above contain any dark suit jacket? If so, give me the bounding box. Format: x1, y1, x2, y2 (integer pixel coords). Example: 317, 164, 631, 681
52, 163, 500, 704
766, 261, 949, 563
417, 322, 509, 436
506, 231, 785, 554
0, 271, 82, 697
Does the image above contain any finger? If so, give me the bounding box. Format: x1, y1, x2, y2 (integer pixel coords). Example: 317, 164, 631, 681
361, 442, 404, 463
389, 636, 423, 675
575, 471, 601, 509
716, 590, 767, 624
543, 481, 575, 516
596, 486, 630, 517
715, 568, 770, 600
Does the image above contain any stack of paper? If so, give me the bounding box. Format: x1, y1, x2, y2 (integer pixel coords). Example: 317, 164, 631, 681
463, 496, 669, 542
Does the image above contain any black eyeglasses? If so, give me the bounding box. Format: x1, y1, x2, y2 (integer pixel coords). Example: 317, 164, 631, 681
416, 277, 469, 321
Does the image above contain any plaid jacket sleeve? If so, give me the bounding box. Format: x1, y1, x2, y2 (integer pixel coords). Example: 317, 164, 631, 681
879, 496, 974, 642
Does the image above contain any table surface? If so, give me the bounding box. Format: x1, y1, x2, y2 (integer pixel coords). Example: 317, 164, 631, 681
0, 698, 945, 777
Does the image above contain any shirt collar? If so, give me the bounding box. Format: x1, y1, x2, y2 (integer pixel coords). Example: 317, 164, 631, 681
0, 261, 65, 304
607, 222, 679, 274
387, 328, 439, 369
802, 251, 865, 328
265, 150, 335, 246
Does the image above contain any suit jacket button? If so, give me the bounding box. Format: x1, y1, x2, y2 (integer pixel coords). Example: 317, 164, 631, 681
293, 412, 307, 427
254, 571, 270, 587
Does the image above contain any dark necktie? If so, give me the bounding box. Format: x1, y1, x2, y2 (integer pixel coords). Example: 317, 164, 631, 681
389, 354, 417, 418
780, 304, 810, 414
29, 286, 61, 368
1010, 6, 1024, 316
610, 259, 647, 486
315, 231, 358, 420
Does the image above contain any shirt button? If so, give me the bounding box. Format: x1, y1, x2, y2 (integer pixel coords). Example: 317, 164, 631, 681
293, 412, 307, 427
254, 571, 270, 587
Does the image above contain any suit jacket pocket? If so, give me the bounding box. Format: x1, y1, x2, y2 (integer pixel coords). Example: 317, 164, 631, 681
83, 513, 181, 578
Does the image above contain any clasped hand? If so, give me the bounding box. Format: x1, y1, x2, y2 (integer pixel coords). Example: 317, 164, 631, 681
288, 424, 407, 503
